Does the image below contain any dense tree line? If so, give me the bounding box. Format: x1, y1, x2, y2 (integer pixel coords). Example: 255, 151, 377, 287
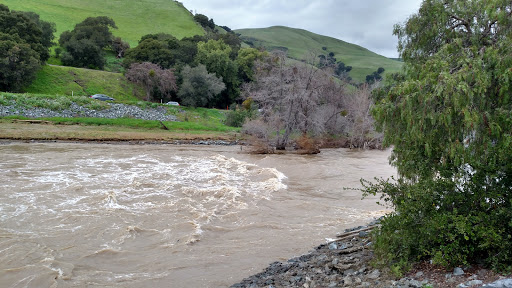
122, 26, 264, 108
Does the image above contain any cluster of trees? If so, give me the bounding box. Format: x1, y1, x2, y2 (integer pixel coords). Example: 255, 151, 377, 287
365, 0, 512, 274
318, 49, 353, 82
365, 67, 384, 84
122, 27, 265, 107
240, 52, 380, 152
59, 16, 129, 69
0, 4, 55, 91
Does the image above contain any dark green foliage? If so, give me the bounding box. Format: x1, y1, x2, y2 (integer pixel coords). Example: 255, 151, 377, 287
0, 6, 50, 62
124, 38, 175, 69
0, 6, 54, 91
111, 36, 129, 58
59, 16, 117, 69
16, 11, 55, 61
334, 62, 352, 80
61, 38, 104, 69
0, 33, 40, 91
365, 68, 384, 84
365, 0, 512, 273
124, 33, 198, 69
193, 14, 214, 30
220, 25, 232, 33
224, 101, 258, 127
178, 64, 225, 107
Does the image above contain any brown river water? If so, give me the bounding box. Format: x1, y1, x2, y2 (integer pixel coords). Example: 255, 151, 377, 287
0, 142, 395, 287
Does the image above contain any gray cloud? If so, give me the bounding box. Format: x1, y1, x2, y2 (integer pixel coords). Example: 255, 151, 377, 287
181, 0, 423, 58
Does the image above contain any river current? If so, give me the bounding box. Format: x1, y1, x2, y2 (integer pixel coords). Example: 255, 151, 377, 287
0, 142, 394, 287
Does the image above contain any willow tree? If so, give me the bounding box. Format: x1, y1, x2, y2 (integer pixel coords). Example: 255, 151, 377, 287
365, 0, 512, 271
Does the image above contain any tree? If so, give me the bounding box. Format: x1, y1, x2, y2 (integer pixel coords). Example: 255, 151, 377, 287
0, 6, 53, 91
124, 33, 198, 69
59, 16, 117, 69
0, 33, 40, 91
16, 11, 55, 61
111, 36, 130, 58
236, 47, 266, 82
193, 14, 215, 30
125, 62, 177, 101
178, 64, 225, 107
364, 0, 512, 272
196, 39, 240, 107
243, 52, 345, 150
0, 6, 50, 63
365, 68, 385, 84
334, 62, 352, 80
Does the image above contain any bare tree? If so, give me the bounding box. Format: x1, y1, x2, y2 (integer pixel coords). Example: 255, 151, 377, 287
243, 52, 347, 151
125, 62, 177, 101
342, 84, 382, 148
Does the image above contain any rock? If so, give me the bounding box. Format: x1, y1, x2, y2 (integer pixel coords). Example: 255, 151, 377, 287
409, 279, 423, 287
328, 282, 338, 287
343, 269, 355, 276
465, 280, 483, 286
358, 231, 369, 237
415, 271, 424, 278
367, 269, 381, 279
343, 276, 353, 286
454, 267, 465, 276
481, 279, 512, 288
328, 242, 338, 250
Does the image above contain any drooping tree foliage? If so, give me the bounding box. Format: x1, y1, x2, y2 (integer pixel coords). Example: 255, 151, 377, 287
59, 16, 118, 69
365, 0, 512, 271
0, 5, 54, 91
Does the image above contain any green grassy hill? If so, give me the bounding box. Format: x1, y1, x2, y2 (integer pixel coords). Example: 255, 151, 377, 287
2, 0, 204, 46
236, 26, 402, 82
24, 65, 142, 101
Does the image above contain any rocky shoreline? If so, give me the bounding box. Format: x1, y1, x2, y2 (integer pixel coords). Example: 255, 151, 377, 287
0, 102, 178, 122
231, 223, 512, 288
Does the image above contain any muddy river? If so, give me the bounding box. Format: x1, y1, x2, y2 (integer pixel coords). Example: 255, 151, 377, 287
0, 142, 394, 287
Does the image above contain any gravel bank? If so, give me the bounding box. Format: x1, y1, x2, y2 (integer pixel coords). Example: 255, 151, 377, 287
0, 102, 178, 122
231, 223, 512, 288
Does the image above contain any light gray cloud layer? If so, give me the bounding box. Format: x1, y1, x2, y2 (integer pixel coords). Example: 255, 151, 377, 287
182, 0, 423, 58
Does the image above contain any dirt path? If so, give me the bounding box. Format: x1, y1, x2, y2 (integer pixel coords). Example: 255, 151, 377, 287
0, 121, 239, 143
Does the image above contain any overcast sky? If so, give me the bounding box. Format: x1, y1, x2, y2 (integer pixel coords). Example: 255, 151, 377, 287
181, 0, 423, 58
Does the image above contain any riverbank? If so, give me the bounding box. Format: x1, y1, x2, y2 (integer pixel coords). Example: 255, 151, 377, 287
0, 120, 240, 143
231, 223, 512, 288
231, 222, 512, 288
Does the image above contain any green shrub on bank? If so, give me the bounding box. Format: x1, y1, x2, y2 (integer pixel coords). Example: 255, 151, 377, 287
364, 0, 512, 274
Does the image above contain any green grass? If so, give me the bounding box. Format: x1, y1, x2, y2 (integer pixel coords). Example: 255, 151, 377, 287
236, 26, 403, 82
0, 92, 109, 110
3, 0, 204, 47
0, 92, 239, 133
24, 65, 142, 101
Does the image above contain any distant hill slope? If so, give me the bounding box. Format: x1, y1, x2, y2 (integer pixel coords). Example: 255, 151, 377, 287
2, 0, 204, 46
236, 26, 402, 82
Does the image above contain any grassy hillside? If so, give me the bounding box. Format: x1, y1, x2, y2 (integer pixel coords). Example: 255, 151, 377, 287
236, 26, 403, 82
2, 0, 204, 46
24, 65, 142, 101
